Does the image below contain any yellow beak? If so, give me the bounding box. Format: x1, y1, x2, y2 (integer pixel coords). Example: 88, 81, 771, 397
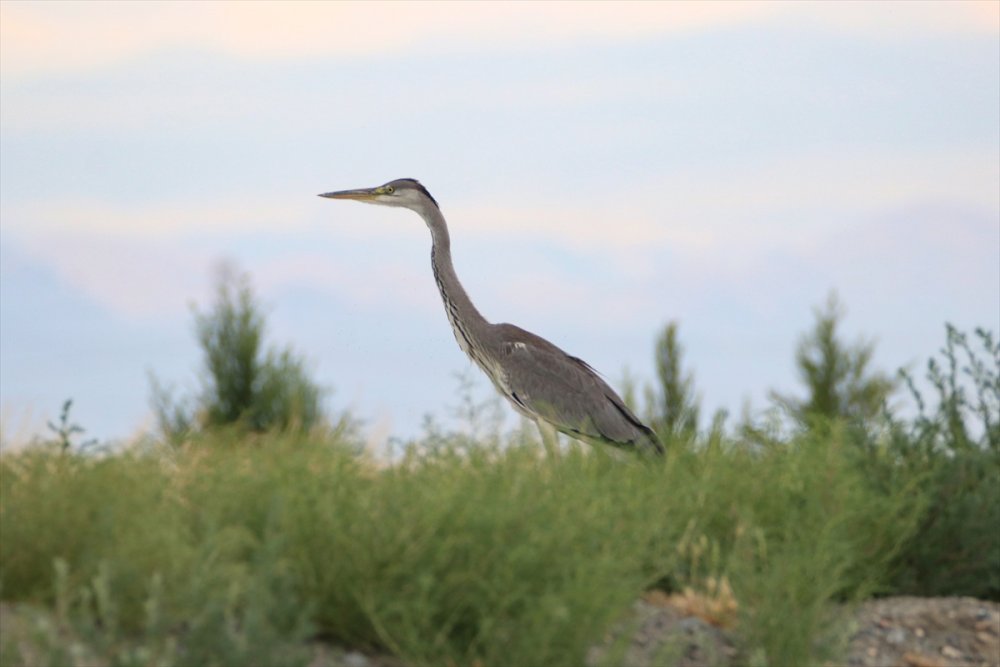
318, 188, 378, 200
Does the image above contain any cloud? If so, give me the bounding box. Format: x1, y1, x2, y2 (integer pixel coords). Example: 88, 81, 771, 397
785, 0, 999, 40
8, 232, 210, 320
4, 198, 312, 238
2, 1, 995, 80
807, 203, 1000, 302
5, 138, 995, 323
4, 201, 436, 322
255, 252, 439, 312
0, 2, 774, 79
452, 145, 999, 256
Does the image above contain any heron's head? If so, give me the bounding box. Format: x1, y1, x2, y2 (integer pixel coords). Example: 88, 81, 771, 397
319, 178, 438, 210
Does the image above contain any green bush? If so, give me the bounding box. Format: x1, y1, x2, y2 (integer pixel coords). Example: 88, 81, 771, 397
880, 326, 1000, 599
770, 292, 897, 427
644, 321, 701, 441
150, 263, 330, 442
1, 424, 920, 666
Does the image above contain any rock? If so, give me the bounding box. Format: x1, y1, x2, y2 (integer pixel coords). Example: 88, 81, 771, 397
586, 599, 737, 667
901, 652, 946, 667
587, 595, 1000, 667
939, 644, 962, 660
886, 628, 907, 645
342, 651, 371, 667
845, 597, 1000, 667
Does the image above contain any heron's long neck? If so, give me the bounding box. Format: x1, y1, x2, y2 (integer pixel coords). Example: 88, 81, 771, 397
418, 204, 491, 358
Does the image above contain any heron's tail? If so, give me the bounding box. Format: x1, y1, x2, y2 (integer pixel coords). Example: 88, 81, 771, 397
636, 425, 665, 456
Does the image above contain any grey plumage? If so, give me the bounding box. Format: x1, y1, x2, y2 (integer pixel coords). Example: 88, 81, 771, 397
319, 178, 663, 456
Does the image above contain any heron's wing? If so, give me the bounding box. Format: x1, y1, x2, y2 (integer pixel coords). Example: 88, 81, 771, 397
494, 323, 662, 453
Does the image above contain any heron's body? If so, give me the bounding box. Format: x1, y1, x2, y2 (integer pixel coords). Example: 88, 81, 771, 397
320, 178, 663, 455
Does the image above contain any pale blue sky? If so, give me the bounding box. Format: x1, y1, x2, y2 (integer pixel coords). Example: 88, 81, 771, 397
2, 1, 998, 447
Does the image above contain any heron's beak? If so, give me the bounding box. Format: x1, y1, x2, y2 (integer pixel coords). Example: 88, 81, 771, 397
318, 188, 378, 201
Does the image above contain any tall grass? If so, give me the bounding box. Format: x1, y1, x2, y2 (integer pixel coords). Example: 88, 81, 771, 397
0, 423, 920, 667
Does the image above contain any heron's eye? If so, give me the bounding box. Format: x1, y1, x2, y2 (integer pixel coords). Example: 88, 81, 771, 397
385, 186, 395, 194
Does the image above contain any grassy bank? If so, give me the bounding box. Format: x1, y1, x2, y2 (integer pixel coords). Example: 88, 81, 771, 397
0, 425, 923, 667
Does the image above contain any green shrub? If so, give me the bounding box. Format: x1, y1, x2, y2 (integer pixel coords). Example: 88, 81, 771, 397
1, 424, 919, 666
771, 292, 897, 427
644, 321, 701, 441
150, 263, 331, 442
881, 326, 1000, 599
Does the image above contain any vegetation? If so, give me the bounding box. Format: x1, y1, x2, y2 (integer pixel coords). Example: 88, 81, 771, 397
881, 326, 1000, 599
44, 400, 98, 453
644, 321, 701, 442
1, 285, 997, 666
0, 426, 920, 667
150, 264, 330, 443
770, 292, 896, 427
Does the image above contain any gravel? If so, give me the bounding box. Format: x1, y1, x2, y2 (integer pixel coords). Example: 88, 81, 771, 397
4, 596, 998, 666
586, 595, 999, 667
845, 596, 999, 667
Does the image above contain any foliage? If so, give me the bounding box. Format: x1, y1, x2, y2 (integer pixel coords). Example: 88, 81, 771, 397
44, 400, 98, 453
902, 325, 999, 451
150, 264, 328, 442
771, 292, 896, 427
879, 325, 1000, 599
644, 321, 701, 441
4, 292, 996, 666
0, 423, 920, 667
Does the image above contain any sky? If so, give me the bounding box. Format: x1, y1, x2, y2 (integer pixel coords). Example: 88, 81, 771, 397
1, 0, 998, 449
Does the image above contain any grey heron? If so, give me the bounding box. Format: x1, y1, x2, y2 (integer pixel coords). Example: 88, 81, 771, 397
320, 178, 663, 456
